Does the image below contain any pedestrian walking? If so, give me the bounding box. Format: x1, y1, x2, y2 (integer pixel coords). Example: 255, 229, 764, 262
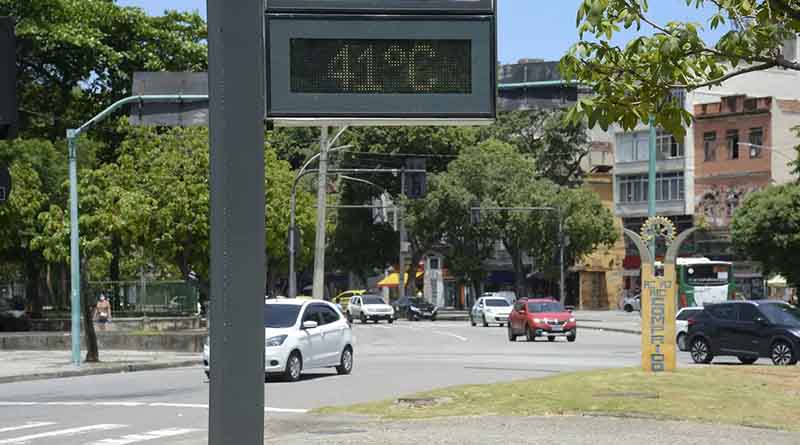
94, 294, 112, 330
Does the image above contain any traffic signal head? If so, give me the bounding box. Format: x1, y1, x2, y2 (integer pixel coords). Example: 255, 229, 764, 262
0, 17, 17, 140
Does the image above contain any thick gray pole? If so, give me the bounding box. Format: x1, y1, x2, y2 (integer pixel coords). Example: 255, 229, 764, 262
288, 189, 298, 299
312, 127, 329, 300
207, 0, 265, 442
398, 169, 406, 300
67, 131, 81, 366
648, 115, 657, 259
558, 213, 565, 304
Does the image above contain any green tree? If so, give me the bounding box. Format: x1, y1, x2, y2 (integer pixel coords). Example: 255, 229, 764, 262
561, 0, 800, 136
3, 0, 207, 141
479, 110, 591, 186
731, 184, 800, 286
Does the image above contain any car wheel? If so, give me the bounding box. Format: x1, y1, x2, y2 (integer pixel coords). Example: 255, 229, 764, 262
677, 333, 687, 351
738, 356, 758, 365
624, 304, 633, 313
771, 341, 797, 366
346, 312, 353, 323
336, 346, 354, 375
690, 337, 713, 364
388, 318, 394, 324
283, 351, 302, 382
567, 331, 577, 342
360, 313, 367, 324
470, 316, 476, 327
526, 325, 536, 342
430, 315, 437, 322
406, 310, 414, 321
499, 323, 504, 327
548, 336, 555, 342
482, 315, 488, 327
507, 324, 517, 342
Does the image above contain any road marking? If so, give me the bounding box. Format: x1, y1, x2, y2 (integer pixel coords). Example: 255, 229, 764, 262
0, 401, 308, 414
0, 424, 125, 444
264, 407, 308, 414
0, 423, 56, 434
88, 428, 201, 445
147, 403, 209, 409
0, 403, 35, 407
94, 402, 146, 407
432, 331, 468, 342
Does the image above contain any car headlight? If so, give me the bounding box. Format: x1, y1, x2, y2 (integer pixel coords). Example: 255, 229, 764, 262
569, 317, 576, 323
533, 318, 541, 323
266, 335, 288, 347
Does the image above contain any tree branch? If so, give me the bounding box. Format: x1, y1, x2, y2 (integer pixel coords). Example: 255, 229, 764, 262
672, 61, 778, 90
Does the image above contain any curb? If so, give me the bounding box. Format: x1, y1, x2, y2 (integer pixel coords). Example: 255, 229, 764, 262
581, 325, 641, 335
0, 359, 199, 385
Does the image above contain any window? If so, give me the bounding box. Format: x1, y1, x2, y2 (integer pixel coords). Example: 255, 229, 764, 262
656, 130, 684, 158
264, 304, 302, 328
708, 304, 737, 321
302, 305, 322, 324
616, 131, 650, 162
319, 305, 341, 325
485, 298, 510, 307
676, 308, 702, 321
703, 132, 717, 161
619, 173, 684, 203
738, 304, 761, 323
726, 129, 739, 159
749, 128, 763, 158
528, 301, 565, 312
744, 98, 757, 111
362, 295, 385, 305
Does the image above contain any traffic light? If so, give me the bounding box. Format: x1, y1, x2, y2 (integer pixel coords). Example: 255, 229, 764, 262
404, 158, 427, 199
0, 17, 17, 140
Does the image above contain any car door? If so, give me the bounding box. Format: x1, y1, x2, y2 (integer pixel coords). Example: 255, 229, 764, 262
299, 304, 324, 367
734, 304, 766, 355
511, 301, 525, 333
317, 304, 345, 366
707, 304, 739, 353
350, 297, 362, 317
473, 298, 484, 319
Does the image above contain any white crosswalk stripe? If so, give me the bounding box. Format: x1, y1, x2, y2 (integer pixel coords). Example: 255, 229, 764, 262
0, 424, 56, 434
87, 428, 201, 445
0, 424, 125, 444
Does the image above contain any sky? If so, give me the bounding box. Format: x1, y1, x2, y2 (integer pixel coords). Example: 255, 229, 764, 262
117, 0, 727, 64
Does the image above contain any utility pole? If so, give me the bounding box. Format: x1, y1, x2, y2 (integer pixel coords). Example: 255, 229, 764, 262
312, 127, 329, 300
648, 115, 657, 259
398, 168, 406, 300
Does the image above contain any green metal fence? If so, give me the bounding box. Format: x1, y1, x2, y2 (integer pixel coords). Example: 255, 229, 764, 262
87, 280, 200, 316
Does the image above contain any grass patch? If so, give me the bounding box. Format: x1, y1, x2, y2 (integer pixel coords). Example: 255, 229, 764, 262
318, 367, 800, 431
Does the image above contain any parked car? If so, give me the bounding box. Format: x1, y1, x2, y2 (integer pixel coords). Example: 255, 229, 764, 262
622, 294, 641, 313
0, 298, 31, 332
203, 299, 354, 381
470, 296, 512, 327
676, 306, 703, 351
508, 298, 577, 342
392, 296, 438, 321
347, 294, 394, 324
333, 290, 365, 313
688, 300, 800, 366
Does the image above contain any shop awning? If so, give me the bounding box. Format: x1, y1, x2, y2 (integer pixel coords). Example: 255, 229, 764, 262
377, 272, 423, 288
768, 275, 788, 287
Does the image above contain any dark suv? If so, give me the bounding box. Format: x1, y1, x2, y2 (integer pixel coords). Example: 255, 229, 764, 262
687, 301, 800, 366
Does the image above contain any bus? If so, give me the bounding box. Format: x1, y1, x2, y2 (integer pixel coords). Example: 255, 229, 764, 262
675, 258, 735, 308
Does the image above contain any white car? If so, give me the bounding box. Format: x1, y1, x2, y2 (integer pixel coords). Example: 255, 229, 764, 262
203, 299, 354, 382
347, 294, 395, 324
676, 306, 703, 351
470, 296, 512, 327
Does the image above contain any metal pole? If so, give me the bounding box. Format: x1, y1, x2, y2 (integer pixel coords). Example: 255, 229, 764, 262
398, 168, 406, 300
558, 211, 565, 304
207, 0, 265, 441
312, 127, 329, 300
648, 115, 657, 260
67, 130, 81, 367
289, 187, 298, 299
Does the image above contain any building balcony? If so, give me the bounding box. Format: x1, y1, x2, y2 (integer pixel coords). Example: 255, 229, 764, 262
614, 158, 685, 175
615, 200, 687, 218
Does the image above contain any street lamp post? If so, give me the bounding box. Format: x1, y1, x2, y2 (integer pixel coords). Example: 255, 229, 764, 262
66, 94, 208, 366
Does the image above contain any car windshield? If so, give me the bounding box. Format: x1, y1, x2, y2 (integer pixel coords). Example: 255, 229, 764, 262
685, 263, 730, 286
760, 303, 800, 327
362, 296, 385, 305
528, 302, 564, 313
409, 298, 426, 306
676, 309, 702, 321
264, 304, 301, 328
485, 299, 510, 307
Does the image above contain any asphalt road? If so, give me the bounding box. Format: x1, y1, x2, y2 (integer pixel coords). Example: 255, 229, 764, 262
0, 320, 710, 444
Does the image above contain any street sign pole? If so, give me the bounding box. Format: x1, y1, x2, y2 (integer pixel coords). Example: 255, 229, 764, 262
207, 0, 266, 442
67, 132, 81, 366
648, 115, 657, 258
312, 127, 329, 300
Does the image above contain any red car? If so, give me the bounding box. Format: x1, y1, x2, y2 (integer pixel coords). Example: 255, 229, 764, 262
508, 298, 577, 342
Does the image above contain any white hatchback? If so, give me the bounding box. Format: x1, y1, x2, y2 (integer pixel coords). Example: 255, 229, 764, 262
676, 306, 703, 351
203, 299, 354, 382
471, 296, 512, 327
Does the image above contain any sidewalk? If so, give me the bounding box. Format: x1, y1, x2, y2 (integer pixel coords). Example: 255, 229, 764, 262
0, 350, 200, 384
575, 310, 642, 334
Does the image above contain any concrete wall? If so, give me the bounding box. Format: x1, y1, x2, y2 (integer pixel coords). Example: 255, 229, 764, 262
772, 100, 800, 185
0, 331, 206, 352
29, 317, 202, 332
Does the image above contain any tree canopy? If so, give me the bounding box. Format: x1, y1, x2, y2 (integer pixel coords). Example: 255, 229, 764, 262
561, 0, 800, 136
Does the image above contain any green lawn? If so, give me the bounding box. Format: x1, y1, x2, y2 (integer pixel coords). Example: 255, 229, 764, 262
318, 367, 800, 431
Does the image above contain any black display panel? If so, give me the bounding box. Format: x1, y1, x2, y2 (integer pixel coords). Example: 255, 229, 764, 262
290, 39, 471, 94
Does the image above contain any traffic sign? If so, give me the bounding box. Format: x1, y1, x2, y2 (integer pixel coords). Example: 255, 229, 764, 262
0, 164, 11, 204
265, 0, 496, 124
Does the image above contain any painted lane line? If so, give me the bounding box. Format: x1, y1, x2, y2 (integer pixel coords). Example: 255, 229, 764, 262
88, 428, 202, 445
0, 423, 56, 434
0, 403, 35, 407
0, 401, 308, 414
432, 330, 468, 342
44, 402, 88, 406
147, 403, 208, 409
264, 407, 308, 414
0, 424, 125, 444
94, 402, 146, 407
